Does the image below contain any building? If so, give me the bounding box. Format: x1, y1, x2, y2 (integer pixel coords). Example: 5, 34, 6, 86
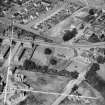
0, 44, 10, 59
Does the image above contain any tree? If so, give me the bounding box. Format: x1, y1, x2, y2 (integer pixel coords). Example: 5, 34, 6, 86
50, 58, 57, 65
71, 84, 78, 93
44, 48, 52, 55
90, 63, 100, 72
88, 8, 96, 15
100, 34, 105, 41
88, 33, 100, 43
70, 71, 79, 79
62, 29, 77, 42
97, 55, 105, 64
23, 59, 36, 70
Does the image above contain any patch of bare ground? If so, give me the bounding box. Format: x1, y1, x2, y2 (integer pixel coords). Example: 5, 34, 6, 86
87, 0, 105, 8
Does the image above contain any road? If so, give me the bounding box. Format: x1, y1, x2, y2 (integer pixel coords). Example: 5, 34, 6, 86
0, 34, 105, 49
51, 70, 87, 105
12, 37, 105, 48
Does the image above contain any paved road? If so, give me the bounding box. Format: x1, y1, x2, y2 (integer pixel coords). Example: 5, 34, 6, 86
0, 34, 105, 48
12, 37, 105, 48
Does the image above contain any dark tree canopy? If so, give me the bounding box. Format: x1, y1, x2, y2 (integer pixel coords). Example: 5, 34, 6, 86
100, 34, 105, 41
97, 55, 105, 64
71, 84, 78, 93
63, 28, 77, 42
89, 8, 96, 15
88, 33, 100, 43
44, 48, 52, 55
70, 71, 79, 79
90, 63, 100, 72
50, 58, 57, 65
23, 59, 36, 70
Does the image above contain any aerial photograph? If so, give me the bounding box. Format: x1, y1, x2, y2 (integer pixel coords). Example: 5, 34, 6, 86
0, 0, 105, 105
